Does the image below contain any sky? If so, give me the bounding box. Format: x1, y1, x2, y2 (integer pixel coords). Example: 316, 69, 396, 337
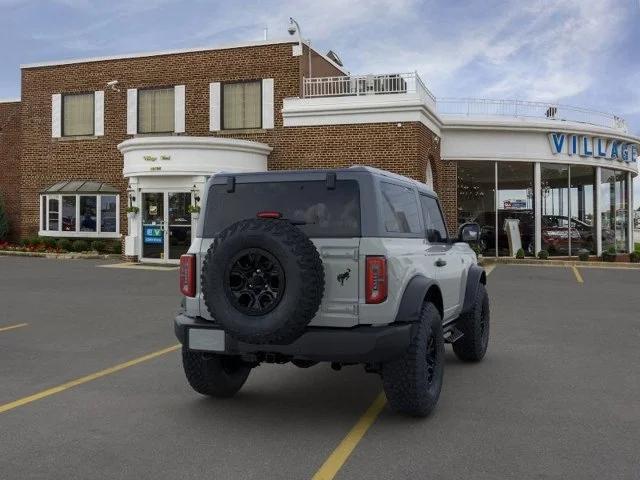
0, 0, 639, 207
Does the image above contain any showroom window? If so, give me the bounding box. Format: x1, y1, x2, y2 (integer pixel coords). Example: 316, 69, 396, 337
62, 92, 94, 136
222, 81, 261, 130
40, 181, 120, 237
497, 162, 535, 256
138, 87, 175, 133
601, 168, 629, 253
457, 161, 496, 256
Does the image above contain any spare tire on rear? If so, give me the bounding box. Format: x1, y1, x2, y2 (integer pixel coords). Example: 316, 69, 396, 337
202, 218, 325, 345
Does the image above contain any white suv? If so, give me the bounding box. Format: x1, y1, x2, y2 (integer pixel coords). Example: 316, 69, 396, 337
175, 167, 489, 417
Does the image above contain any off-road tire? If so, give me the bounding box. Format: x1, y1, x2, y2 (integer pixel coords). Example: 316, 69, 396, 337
453, 283, 490, 362
382, 302, 444, 417
182, 347, 252, 398
202, 218, 324, 345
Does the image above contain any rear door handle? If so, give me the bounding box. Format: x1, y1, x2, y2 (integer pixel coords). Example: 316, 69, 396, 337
435, 258, 447, 267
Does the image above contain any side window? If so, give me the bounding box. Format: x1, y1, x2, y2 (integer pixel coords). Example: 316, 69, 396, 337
380, 182, 422, 234
420, 195, 448, 243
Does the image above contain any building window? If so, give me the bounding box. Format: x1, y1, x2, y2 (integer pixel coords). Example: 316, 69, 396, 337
457, 161, 496, 256
40, 193, 119, 237
497, 162, 535, 256
62, 93, 94, 136
601, 168, 629, 253
222, 81, 261, 129
138, 88, 175, 133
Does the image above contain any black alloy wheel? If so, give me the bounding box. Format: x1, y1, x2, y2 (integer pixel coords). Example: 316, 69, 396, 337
225, 248, 285, 316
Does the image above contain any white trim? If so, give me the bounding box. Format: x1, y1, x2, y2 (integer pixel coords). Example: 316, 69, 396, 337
174, 85, 186, 133
282, 95, 442, 136
262, 78, 275, 129
126, 89, 137, 135
118, 135, 272, 155
51, 94, 61, 138
209, 82, 221, 132
627, 172, 635, 253
94, 90, 104, 136
0, 98, 20, 103
38, 230, 121, 239
20, 39, 299, 69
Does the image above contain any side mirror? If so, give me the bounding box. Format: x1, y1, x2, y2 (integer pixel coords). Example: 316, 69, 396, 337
458, 222, 480, 243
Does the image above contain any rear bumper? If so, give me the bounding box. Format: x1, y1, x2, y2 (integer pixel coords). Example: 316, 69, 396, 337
174, 313, 413, 363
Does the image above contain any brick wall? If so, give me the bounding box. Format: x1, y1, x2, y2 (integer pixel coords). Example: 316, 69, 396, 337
15, 41, 450, 241
18, 43, 303, 238
0, 101, 21, 239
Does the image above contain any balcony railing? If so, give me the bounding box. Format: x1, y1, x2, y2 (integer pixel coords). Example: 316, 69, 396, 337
436, 98, 628, 132
302, 72, 436, 106
301, 74, 628, 133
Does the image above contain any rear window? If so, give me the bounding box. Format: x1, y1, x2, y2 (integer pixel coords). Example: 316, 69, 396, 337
204, 180, 361, 238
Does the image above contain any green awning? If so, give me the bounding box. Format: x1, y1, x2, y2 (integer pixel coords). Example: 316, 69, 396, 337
41, 180, 119, 194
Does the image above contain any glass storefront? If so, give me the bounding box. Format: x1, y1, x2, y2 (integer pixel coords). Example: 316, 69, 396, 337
497, 162, 535, 256
457, 161, 496, 256
457, 161, 630, 257
600, 168, 629, 253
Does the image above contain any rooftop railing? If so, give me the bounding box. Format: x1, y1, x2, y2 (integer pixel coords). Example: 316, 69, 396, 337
436, 98, 628, 132
301, 73, 628, 133
302, 72, 436, 107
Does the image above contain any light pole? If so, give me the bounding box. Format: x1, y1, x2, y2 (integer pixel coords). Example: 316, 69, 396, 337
288, 17, 312, 79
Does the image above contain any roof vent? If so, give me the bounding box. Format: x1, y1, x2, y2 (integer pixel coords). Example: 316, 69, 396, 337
326, 50, 343, 67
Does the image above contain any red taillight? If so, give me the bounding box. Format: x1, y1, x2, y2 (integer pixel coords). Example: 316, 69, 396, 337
365, 256, 387, 304
179, 254, 196, 297
257, 211, 282, 219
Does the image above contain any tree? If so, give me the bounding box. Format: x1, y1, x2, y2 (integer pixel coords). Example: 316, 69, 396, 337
0, 193, 9, 241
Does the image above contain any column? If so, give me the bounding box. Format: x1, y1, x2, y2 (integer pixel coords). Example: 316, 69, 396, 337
595, 167, 602, 256
534, 162, 541, 255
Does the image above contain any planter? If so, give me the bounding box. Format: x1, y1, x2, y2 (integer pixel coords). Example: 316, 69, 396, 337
127, 212, 137, 221
191, 212, 200, 221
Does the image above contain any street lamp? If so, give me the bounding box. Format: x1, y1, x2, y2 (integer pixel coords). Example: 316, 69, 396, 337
288, 17, 312, 78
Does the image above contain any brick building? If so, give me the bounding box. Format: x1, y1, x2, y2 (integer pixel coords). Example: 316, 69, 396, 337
0, 37, 638, 262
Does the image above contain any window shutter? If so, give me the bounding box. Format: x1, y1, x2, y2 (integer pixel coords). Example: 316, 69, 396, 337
126, 88, 137, 135
174, 85, 185, 133
94, 91, 104, 136
209, 82, 221, 131
51, 94, 62, 138
262, 78, 274, 129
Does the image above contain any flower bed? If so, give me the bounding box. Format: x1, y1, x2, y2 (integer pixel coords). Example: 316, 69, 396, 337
0, 237, 121, 255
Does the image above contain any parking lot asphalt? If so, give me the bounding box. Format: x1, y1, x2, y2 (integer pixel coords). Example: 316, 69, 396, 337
1, 257, 639, 479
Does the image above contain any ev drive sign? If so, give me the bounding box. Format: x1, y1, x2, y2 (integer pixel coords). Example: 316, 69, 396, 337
548, 132, 638, 163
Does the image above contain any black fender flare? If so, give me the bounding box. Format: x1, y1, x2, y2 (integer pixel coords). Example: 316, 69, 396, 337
393, 275, 442, 324
461, 264, 487, 316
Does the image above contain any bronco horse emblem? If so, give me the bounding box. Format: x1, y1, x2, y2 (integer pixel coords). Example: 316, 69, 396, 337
337, 268, 351, 286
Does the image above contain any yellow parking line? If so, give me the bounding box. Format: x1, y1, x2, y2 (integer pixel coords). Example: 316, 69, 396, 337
312, 392, 387, 480
485, 264, 495, 276
572, 266, 584, 284
0, 344, 180, 415
0, 323, 28, 333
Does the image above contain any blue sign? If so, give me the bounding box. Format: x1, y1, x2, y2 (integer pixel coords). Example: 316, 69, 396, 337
548, 132, 638, 163
144, 227, 163, 244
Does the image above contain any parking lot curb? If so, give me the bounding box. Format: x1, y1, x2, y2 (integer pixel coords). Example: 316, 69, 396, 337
479, 258, 640, 269
0, 250, 119, 260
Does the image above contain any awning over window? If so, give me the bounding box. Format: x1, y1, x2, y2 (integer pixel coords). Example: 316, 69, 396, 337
41, 180, 119, 194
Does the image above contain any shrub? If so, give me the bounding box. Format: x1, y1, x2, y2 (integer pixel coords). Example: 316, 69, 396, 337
57, 238, 73, 252
42, 237, 58, 249
630, 251, 640, 263
577, 249, 590, 262
0, 194, 9, 241
602, 246, 617, 262
537, 250, 549, 260
515, 248, 525, 259
71, 239, 89, 252
110, 241, 122, 255
90, 240, 106, 253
